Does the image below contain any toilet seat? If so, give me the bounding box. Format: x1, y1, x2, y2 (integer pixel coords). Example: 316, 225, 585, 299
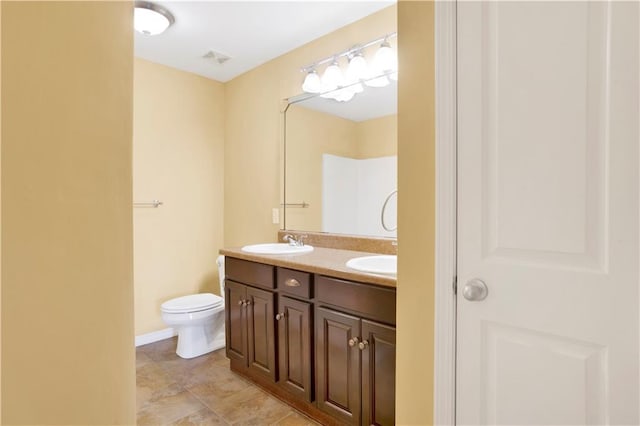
161, 293, 223, 314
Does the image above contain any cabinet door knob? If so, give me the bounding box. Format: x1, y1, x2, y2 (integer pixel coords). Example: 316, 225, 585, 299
237, 300, 244, 306
348, 337, 360, 347
358, 340, 369, 350
284, 278, 301, 287
245, 300, 252, 306
276, 313, 285, 320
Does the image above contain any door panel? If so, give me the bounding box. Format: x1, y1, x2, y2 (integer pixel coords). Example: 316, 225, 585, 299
225, 280, 247, 363
457, 1, 639, 424
316, 307, 361, 424
361, 320, 396, 426
246, 286, 276, 380
278, 295, 313, 402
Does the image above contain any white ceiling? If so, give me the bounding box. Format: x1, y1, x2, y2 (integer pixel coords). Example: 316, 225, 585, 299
134, 1, 395, 83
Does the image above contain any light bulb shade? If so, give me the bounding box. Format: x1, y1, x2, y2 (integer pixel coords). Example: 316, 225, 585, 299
350, 82, 364, 93
345, 54, 369, 84
321, 62, 344, 92
302, 71, 322, 93
372, 42, 397, 72
364, 75, 390, 88
135, 2, 174, 35
333, 87, 356, 102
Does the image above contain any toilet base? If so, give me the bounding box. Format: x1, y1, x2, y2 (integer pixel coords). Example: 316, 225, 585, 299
175, 315, 226, 359
176, 331, 225, 359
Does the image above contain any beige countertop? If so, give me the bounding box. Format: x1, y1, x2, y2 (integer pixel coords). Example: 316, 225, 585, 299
219, 246, 397, 289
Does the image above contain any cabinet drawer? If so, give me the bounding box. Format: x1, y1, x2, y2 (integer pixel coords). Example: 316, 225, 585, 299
277, 268, 312, 299
315, 275, 396, 326
226, 257, 275, 289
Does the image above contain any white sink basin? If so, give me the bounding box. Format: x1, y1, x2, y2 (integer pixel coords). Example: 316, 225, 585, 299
346, 255, 397, 276
241, 243, 314, 255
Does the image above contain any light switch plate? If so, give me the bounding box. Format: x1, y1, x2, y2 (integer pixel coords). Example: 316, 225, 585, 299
272, 208, 280, 224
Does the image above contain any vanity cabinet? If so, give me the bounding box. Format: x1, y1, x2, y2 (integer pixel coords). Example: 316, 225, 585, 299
276, 267, 314, 402
223, 256, 396, 426
225, 258, 277, 381
315, 276, 397, 426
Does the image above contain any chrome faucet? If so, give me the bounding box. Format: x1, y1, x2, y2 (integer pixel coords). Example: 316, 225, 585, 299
282, 234, 307, 247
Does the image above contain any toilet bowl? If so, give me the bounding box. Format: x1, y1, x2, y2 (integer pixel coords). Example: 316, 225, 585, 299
160, 256, 226, 359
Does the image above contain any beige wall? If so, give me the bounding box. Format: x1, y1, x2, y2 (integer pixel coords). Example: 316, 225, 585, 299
396, 1, 436, 424
224, 5, 397, 247
356, 114, 397, 159
134, 58, 225, 335
285, 105, 358, 232
1, 2, 135, 424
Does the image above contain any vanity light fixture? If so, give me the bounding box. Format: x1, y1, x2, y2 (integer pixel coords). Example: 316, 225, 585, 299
134, 1, 175, 36
372, 39, 397, 72
346, 52, 369, 83
299, 32, 397, 102
302, 70, 322, 93
321, 59, 344, 92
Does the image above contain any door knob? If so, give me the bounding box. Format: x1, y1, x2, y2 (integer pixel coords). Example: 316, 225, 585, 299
348, 337, 359, 347
463, 278, 488, 301
276, 313, 285, 320
358, 340, 369, 350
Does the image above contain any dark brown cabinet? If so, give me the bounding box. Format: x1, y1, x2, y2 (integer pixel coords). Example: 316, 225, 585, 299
277, 295, 313, 401
316, 307, 396, 426
224, 257, 396, 426
316, 307, 362, 424
225, 258, 277, 381
225, 280, 248, 364
361, 320, 396, 426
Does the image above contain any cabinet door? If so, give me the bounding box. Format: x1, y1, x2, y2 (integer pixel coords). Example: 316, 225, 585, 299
277, 295, 313, 402
225, 280, 247, 363
246, 286, 277, 380
361, 320, 396, 426
316, 307, 361, 425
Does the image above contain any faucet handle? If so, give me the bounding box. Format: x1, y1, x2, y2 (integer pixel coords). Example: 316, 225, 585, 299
297, 234, 308, 245
282, 234, 295, 245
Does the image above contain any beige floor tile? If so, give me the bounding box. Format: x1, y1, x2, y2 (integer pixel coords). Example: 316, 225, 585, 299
137, 387, 207, 426
170, 407, 229, 426
137, 351, 154, 369
187, 368, 253, 408
270, 411, 321, 426
212, 387, 292, 425
137, 342, 318, 426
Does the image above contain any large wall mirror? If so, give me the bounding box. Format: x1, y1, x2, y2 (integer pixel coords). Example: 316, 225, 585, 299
283, 77, 397, 238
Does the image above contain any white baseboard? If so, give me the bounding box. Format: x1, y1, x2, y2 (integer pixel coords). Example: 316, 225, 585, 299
135, 327, 177, 347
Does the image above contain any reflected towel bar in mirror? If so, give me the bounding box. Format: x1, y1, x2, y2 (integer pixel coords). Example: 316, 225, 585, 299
280, 201, 310, 208
134, 200, 164, 208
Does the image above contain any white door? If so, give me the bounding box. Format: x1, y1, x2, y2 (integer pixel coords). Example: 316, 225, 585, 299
456, 1, 639, 424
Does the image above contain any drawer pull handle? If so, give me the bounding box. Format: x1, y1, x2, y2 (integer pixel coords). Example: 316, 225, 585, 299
285, 278, 301, 287
358, 340, 369, 351
348, 337, 360, 347
276, 313, 285, 321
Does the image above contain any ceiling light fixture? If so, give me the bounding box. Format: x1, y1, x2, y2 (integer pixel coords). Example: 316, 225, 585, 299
134, 1, 175, 36
299, 32, 397, 102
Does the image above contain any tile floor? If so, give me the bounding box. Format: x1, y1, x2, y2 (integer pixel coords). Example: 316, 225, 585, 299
137, 338, 320, 425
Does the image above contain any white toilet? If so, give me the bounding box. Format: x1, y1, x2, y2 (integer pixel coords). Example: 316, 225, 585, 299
160, 256, 226, 359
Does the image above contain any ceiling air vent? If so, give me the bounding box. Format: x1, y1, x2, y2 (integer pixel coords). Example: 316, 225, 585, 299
202, 50, 231, 65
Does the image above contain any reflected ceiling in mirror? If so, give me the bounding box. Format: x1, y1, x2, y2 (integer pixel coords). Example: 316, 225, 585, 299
293, 79, 397, 122
283, 79, 397, 239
